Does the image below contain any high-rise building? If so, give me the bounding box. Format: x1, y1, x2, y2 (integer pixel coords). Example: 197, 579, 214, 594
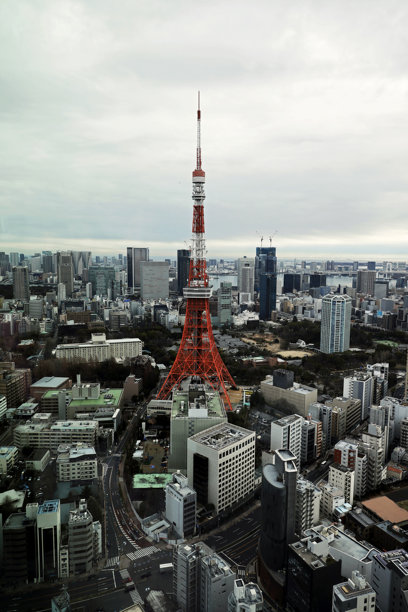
177, 249, 190, 296
68, 499, 94, 575
217, 281, 232, 326
258, 449, 297, 572
357, 270, 376, 295
283, 273, 301, 293
320, 293, 352, 354
259, 272, 277, 320
367, 362, 389, 404
295, 476, 321, 536
328, 463, 355, 506
13, 266, 30, 301
88, 266, 116, 297
270, 414, 303, 467
343, 372, 374, 420
237, 257, 255, 300
140, 261, 169, 299
165, 471, 196, 539
127, 247, 149, 290
332, 570, 376, 612
359, 424, 384, 492
371, 549, 408, 612
57, 252, 74, 298
9, 252, 19, 267
173, 541, 236, 612
227, 580, 263, 611
36, 499, 61, 581
255, 247, 277, 284
187, 422, 255, 515
286, 530, 342, 612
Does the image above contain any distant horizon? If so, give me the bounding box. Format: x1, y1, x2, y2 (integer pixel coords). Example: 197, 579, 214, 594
3, 242, 407, 264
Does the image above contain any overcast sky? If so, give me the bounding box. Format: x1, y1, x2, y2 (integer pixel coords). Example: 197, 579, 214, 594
1, 0, 407, 260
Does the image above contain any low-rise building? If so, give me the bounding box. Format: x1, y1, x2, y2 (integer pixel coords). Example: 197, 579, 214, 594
261, 375, 318, 418
25, 448, 50, 472
56, 443, 98, 482
30, 376, 71, 401
0, 445, 18, 475
55, 333, 142, 362
332, 570, 376, 612
14, 420, 98, 451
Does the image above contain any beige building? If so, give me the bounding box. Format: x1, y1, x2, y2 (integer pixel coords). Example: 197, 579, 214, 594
55, 333, 142, 362
14, 420, 98, 451
57, 444, 97, 482
261, 376, 318, 417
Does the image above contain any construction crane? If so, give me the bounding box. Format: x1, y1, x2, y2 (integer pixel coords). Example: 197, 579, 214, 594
269, 231, 278, 246
256, 231, 264, 247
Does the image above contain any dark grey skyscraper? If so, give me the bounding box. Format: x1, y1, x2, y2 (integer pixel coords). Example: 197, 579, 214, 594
127, 247, 149, 290
13, 266, 30, 301
256, 246, 277, 320
259, 449, 297, 572
57, 252, 74, 297
177, 249, 190, 295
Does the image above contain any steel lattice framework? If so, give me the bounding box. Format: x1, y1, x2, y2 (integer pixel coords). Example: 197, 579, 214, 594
157, 94, 236, 410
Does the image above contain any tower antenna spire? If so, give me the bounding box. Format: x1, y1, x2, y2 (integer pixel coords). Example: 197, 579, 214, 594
196, 90, 202, 171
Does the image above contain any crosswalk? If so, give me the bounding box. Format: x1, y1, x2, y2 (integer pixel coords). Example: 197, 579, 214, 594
126, 545, 160, 561
105, 555, 120, 567
129, 588, 144, 605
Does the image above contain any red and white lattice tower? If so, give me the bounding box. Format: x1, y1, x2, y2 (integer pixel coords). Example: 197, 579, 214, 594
157, 93, 236, 410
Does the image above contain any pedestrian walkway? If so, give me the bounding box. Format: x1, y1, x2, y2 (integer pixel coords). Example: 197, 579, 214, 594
126, 545, 159, 561
129, 588, 144, 605
105, 555, 120, 567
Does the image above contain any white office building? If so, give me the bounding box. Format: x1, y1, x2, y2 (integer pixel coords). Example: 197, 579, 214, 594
227, 580, 263, 611
14, 420, 98, 451
332, 571, 376, 612
55, 333, 142, 362
270, 414, 303, 467
165, 471, 197, 539
0, 445, 18, 475
187, 423, 255, 515
329, 464, 355, 506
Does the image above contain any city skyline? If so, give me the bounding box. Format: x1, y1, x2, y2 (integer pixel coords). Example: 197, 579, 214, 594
1, 1, 408, 259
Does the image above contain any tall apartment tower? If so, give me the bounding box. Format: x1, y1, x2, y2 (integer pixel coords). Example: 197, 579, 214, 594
13, 266, 30, 301
177, 249, 190, 296
57, 252, 74, 298
173, 541, 236, 612
127, 247, 149, 290
320, 293, 352, 354
68, 499, 94, 574
328, 463, 355, 506
165, 472, 196, 539
259, 449, 298, 572
295, 476, 321, 537
357, 270, 376, 295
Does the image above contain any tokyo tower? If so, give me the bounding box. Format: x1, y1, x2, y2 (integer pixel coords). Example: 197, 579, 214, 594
157, 93, 236, 410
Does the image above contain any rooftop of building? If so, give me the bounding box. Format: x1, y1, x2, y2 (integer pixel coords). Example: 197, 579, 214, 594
272, 414, 303, 427
57, 445, 96, 461
38, 499, 60, 514
374, 549, 408, 574
201, 553, 234, 577
31, 376, 69, 388
362, 496, 408, 523
334, 578, 374, 600
348, 508, 377, 528
171, 382, 225, 419
189, 422, 254, 450
262, 376, 316, 394
50, 420, 98, 431
69, 388, 122, 407
298, 523, 376, 566
27, 448, 49, 461
375, 520, 408, 543
3, 512, 35, 529
0, 445, 18, 457
132, 473, 173, 489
